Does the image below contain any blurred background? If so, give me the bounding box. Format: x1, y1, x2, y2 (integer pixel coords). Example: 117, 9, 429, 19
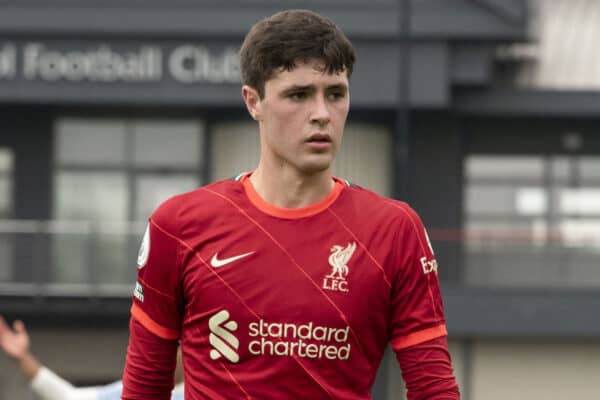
1, 0, 600, 399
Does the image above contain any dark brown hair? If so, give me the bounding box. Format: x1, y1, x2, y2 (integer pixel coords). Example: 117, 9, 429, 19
240, 9, 356, 98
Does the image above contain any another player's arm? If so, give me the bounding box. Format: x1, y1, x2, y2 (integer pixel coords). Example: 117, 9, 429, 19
0, 315, 99, 400
0, 316, 41, 380
122, 210, 184, 400
389, 205, 460, 400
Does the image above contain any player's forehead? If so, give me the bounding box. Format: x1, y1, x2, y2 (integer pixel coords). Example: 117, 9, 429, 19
266, 59, 349, 91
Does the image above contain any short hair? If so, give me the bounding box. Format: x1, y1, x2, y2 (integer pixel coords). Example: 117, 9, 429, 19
239, 9, 356, 98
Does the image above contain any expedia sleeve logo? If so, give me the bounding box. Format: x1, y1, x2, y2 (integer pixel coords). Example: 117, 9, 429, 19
420, 227, 438, 274
137, 224, 150, 269
133, 281, 145, 302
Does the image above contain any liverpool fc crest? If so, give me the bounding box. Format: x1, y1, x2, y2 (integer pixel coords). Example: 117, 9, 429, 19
323, 242, 356, 293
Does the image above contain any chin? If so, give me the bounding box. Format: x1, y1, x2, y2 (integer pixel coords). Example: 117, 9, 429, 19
299, 161, 332, 174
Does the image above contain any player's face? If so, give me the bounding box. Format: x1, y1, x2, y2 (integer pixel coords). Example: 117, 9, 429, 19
247, 59, 350, 176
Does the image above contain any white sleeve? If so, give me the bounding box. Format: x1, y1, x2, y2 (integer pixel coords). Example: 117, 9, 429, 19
30, 366, 98, 400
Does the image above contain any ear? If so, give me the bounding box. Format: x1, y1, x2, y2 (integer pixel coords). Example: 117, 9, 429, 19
241, 85, 262, 121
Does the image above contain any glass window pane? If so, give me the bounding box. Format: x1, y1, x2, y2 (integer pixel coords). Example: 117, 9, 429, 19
0, 179, 11, 217
0, 148, 14, 217
54, 172, 128, 221
0, 148, 13, 172
466, 186, 515, 214
211, 121, 260, 181
466, 156, 544, 180
51, 231, 90, 284
133, 120, 202, 168
559, 188, 600, 215
134, 174, 200, 221
579, 157, 600, 181
464, 153, 600, 289
551, 156, 570, 180
50, 221, 133, 286
0, 234, 13, 281
515, 188, 547, 215
559, 219, 600, 248
333, 123, 392, 196
55, 118, 127, 165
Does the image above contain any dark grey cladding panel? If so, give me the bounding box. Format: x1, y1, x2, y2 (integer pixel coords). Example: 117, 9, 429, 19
444, 286, 600, 337
0, 0, 528, 40
412, 0, 529, 39
0, 38, 450, 107
450, 44, 494, 86
348, 41, 449, 108
0, 2, 399, 37
409, 42, 449, 107
455, 89, 600, 117
350, 43, 400, 106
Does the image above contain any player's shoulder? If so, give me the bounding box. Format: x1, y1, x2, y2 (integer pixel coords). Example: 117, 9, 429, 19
150, 177, 242, 231
342, 180, 420, 221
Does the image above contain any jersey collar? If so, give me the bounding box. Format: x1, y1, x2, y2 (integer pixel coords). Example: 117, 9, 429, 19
239, 172, 345, 219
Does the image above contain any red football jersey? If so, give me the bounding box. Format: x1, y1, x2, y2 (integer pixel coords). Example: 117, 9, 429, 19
125, 173, 447, 399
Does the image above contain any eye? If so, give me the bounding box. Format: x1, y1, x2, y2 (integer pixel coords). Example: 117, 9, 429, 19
288, 91, 307, 101
327, 91, 346, 101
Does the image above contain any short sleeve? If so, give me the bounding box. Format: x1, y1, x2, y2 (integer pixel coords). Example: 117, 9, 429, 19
131, 203, 184, 341
389, 204, 447, 352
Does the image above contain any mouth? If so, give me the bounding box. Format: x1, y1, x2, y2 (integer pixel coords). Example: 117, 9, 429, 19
306, 133, 332, 143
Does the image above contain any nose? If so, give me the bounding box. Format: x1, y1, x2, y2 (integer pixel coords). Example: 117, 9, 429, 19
310, 95, 331, 126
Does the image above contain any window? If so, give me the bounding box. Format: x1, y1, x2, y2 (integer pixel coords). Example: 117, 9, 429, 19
0, 148, 14, 282
52, 117, 204, 287
464, 155, 600, 288
0, 148, 14, 218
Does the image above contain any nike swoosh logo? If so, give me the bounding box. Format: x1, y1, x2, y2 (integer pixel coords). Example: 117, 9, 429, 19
210, 251, 255, 268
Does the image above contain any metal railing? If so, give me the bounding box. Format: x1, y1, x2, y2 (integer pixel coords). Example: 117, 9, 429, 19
0, 219, 146, 297
1, 221, 600, 298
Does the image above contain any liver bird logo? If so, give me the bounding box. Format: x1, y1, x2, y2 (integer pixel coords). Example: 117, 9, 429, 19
327, 242, 357, 279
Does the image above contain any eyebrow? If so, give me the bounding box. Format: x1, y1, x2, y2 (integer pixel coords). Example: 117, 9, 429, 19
282, 83, 348, 94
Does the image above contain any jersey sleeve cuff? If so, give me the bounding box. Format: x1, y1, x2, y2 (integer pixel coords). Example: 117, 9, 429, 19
131, 303, 180, 340
391, 324, 448, 351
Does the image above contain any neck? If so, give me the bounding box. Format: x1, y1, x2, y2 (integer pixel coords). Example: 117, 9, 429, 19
249, 164, 334, 209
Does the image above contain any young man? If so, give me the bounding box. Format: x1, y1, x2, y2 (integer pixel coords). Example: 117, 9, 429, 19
0, 316, 184, 400
122, 9, 459, 399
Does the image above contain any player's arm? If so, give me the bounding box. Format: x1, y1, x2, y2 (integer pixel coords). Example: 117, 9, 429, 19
0, 315, 100, 400
122, 210, 184, 400
396, 336, 460, 399
389, 205, 460, 399
0, 316, 41, 380
30, 367, 99, 400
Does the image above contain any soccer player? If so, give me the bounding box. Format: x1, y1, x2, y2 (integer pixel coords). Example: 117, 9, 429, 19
0, 315, 184, 400
122, 9, 460, 400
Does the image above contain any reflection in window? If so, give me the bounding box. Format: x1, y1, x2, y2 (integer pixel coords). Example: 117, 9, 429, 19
464, 155, 600, 288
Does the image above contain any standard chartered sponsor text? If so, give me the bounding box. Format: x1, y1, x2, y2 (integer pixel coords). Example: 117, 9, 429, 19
248, 320, 351, 360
